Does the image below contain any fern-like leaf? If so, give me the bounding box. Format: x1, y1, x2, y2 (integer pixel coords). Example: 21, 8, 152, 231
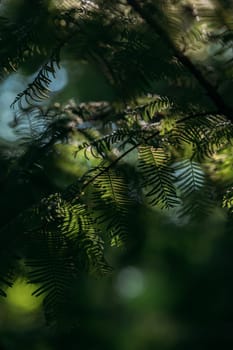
25, 194, 76, 324
24, 193, 110, 324
126, 96, 172, 122
175, 159, 213, 218
11, 49, 60, 108
175, 160, 205, 197
138, 146, 178, 208
72, 205, 111, 276
92, 168, 133, 246
175, 114, 233, 159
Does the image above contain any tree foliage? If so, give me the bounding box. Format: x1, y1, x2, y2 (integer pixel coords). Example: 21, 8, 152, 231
1, 0, 233, 328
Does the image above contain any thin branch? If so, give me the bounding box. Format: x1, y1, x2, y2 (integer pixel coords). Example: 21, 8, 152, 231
66, 108, 219, 201
176, 111, 220, 124
68, 135, 152, 201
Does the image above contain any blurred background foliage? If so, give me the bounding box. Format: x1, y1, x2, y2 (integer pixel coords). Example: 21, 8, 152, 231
0, 0, 233, 349
1, 208, 232, 350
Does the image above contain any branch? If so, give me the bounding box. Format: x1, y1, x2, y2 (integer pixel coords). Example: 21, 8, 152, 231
66, 132, 157, 202
127, 0, 233, 122
176, 111, 220, 124
65, 108, 219, 202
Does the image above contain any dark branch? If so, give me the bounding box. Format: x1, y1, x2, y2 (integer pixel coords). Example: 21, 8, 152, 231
127, 0, 233, 122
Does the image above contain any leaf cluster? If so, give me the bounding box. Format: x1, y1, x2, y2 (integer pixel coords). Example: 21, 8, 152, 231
1, 0, 233, 327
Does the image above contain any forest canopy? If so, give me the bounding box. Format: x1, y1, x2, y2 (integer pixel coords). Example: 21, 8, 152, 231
1, 0, 233, 349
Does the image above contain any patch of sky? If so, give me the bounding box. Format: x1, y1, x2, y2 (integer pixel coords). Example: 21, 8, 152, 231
0, 65, 67, 141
